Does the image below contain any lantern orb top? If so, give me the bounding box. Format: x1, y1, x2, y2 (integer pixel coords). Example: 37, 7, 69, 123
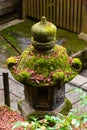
31, 16, 57, 52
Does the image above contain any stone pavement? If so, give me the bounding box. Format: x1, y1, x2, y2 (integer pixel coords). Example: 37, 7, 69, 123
0, 19, 24, 31
0, 68, 87, 113
0, 68, 24, 110
66, 74, 87, 113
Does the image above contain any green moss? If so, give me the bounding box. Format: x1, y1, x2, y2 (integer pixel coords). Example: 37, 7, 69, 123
4, 19, 82, 87
18, 44, 70, 74
18, 98, 72, 120
57, 29, 87, 55
7, 43, 82, 87
60, 98, 72, 116
0, 20, 36, 55
1, 19, 87, 56
31, 17, 57, 43
18, 70, 31, 84
6, 56, 16, 68
52, 71, 65, 83
35, 67, 49, 77
0, 37, 18, 66
72, 58, 82, 71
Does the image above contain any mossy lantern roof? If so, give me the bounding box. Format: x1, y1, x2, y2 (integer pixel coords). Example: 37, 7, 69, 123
7, 17, 82, 87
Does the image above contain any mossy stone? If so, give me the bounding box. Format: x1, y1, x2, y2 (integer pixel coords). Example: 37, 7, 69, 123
7, 17, 82, 87
31, 17, 57, 43
6, 56, 16, 68
60, 98, 72, 116
18, 97, 72, 120
7, 44, 82, 87
72, 58, 82, 71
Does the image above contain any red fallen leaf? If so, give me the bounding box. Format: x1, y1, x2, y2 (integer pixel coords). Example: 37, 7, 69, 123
31, 73, 44, 82
35, 76, 44, 81
31, 77, 35, 80
28, 69, 35, 74
29, 52, 34, 55
69, 57, 73, 64
12, 66, 17, 70
47, 77, 51, 82
0, 106, 25, 130
35, 79, 40, 84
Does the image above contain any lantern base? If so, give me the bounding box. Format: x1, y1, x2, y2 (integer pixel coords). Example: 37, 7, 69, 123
18, 97, 72, 119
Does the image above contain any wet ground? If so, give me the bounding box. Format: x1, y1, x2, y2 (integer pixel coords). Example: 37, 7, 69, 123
0, 19, 25, 67
80, 69, 87, 78
0, 36, 31, 67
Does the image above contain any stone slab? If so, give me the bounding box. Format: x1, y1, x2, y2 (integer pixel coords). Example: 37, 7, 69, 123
65, 89, 80, 104
72, 100, 87, 114
65, 83, 75, 93
0, 19, 24, 31
78, 32, 87, 42
81, 83, 87, 90
0, 68, 24, 110
69, 74, 87, 87
80, 69, 87, 78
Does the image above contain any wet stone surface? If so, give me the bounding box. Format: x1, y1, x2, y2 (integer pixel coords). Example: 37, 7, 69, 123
80, 69, 87, 78
0, 30, 67, 67
9, 31, 32, 50
17, 37, 32, 50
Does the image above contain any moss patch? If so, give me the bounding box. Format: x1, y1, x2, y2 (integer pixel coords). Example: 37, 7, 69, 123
18, 98, 72, 120
0, 37, 18, 67
0, 19, 85, 73
7, 44, 82, 87
60, 98, 72, 116
0, 19, 36, 53
57, 29, 87, 55
0, 19, 87, 56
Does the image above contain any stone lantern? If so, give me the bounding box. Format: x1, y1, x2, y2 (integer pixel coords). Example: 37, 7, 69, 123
7, 17, 82, 116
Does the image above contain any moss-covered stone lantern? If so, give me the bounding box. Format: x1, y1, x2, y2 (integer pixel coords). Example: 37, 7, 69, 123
7, 17, 82, 116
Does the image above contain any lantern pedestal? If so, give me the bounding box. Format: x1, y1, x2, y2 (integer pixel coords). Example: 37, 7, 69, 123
18, 81, 72, 118
18, 97, 72, 118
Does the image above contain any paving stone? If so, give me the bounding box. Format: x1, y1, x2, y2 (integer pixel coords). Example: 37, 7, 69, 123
0, 91, 4, 106
65, 89, 81, 104
65, 83, 75, 93
0, 68, 24, 110
81, 83, 87, 90
0, 19, 24, 31
80, 69, 87, 77
70, 74, 87, 87
72, 100, 87, 113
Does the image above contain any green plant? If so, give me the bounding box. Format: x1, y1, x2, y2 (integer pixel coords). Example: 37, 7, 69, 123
12, 88, 87, 130
12, 121, 29, 130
